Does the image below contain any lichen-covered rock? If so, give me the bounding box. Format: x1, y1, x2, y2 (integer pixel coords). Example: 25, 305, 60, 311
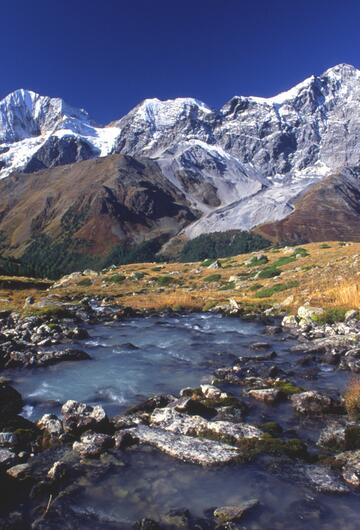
339, 347, 360, 372
335, 450, 360, 487
297, 305, 324, 322
150, 407, 262, 444
73, 431, 113, 458
130, 425, 240, 465
6, 463, 31, 480
37, 414, 64, 437
291, 391, 342, 415
0, 448, 16, 469
248, 388, 284, 404
318, 422, 360, 450
61, 400, 108, 434
303, 465, 348, 493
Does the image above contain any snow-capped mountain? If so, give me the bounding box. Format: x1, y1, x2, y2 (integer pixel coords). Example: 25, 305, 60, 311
1, 63, 360, 236
0, 89, 120, 177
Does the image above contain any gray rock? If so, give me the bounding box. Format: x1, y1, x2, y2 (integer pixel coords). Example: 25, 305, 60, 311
6, 463, 31, 480
0, 448, 16, 469
303, 465, 349, 493
61, 400, 108, 434
214, 499, 259, 523
335, 450, 360, 487
248, 388, 284, 404
150, 407, 262, 444
73, 431, 113, 458
129, 425, 240, 465
37, 414, 64, 436
291, 391, 342, 415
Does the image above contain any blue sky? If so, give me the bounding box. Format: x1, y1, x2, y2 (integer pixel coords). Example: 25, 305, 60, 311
2, 0, 360, 123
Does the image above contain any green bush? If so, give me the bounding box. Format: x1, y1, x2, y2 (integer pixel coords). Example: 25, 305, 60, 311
247, 255, 269, 267
255, 281, 299, 298
313, 307, 347, 324
180, 230, 270, 262
257, 266, 281, 279
156, 275, 175, 286
319, 243, 331, 249
107, 274, 126, 284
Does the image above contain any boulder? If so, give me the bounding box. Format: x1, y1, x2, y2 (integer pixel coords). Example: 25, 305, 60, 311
297, 306, 324, 322
0, 448, 16, 469
61, 400, 108, 434
6, 463, 31, 480
318, 422, 360, 450
150, 407, 262, 444
335, 450, 360, 487
291, 391, 342, 415
37, 414, 64, 437
303, 465, 349, 493
130, 425, 240, 465
248, 388, 284, 404
73, 431, 113, 458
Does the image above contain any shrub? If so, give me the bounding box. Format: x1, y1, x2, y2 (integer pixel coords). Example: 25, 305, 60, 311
156, 275, 175, 286
255, 281, 299, 298
257, 266, 281, 279
107, 274, 126, 284
344, 377, 360, 418
247, 255, 269, 267
204, 274, 222, 283
180, 230, 270, 262
313, 307, 347, 324
320, 243, 331, 249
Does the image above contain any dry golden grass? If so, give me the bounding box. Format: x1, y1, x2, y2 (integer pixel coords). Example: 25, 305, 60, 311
324, 282, 360, 308
344, 377, 360, 418
2, 241, 360, 315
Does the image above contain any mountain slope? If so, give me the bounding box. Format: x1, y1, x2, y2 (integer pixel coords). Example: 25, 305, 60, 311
254, 173, 360, 244
1, 63, 360, 253
0, 154, 196, 275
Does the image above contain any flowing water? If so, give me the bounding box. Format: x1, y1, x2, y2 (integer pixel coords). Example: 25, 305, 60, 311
5, 313, 360, 529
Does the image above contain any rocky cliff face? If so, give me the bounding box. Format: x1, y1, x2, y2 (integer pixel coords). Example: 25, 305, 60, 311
1, 64, 360, 243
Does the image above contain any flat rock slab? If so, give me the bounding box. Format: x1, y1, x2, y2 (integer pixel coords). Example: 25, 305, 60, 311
150, 407, 262, 444
131, 425, 241, 466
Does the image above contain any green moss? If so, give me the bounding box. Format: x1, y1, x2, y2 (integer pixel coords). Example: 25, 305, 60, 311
259, 421, 283, 436
236, 436, 308, 460
272, 380, 303, 395
23, 305, 73, 319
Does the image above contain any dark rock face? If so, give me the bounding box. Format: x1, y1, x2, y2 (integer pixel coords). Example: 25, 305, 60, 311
24, 136, 99, 173
0, 383, 23, 418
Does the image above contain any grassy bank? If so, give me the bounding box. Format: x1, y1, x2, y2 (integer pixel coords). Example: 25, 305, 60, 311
1, 241, 360, 315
